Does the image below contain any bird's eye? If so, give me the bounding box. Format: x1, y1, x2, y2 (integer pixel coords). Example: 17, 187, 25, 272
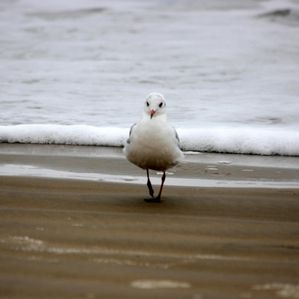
146, 101, 150, 107
159, 102, 163, 108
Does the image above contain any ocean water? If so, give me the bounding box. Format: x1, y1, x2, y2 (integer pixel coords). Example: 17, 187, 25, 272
1, 0, 299, 155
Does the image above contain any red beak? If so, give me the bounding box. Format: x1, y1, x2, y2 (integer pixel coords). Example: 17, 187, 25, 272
150, 109, 156, 118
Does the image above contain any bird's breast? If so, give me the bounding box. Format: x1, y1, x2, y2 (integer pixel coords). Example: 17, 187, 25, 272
125, 120, 182, 171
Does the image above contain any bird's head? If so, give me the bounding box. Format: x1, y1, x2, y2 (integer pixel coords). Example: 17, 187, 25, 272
144, 92, 166, 119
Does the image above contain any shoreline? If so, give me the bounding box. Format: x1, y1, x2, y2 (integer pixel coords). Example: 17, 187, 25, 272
1, 143, 299, 298
1, 143, 299, 189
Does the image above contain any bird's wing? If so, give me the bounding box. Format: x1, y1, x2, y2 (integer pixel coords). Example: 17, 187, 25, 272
172, 126, 180, 144
126, 123, 136, 144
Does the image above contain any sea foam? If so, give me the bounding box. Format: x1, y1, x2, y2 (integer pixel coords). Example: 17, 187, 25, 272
0, 124, 298, 156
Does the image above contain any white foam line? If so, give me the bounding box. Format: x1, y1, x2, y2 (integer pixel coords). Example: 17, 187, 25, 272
131, 279, 191, 289
253, 283, 299, 298
1, 236, 253, 263
93, 258, 169, 270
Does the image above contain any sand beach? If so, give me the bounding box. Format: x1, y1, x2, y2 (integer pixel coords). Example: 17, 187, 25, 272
1, 0, 299, 298
0, 144, 299, 299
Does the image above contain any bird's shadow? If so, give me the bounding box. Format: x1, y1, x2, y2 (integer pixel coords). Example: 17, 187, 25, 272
116, 194, 191, 215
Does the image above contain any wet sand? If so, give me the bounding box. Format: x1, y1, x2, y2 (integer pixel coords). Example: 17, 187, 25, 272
0, 144, 299, 299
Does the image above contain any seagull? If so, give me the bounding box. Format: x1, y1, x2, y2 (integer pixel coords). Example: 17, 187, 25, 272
124, 93, 183, 203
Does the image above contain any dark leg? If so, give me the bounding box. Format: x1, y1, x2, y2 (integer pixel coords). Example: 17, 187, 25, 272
144, 169, 161, 203
146, 169, 154, 198
155, 171, 166, 202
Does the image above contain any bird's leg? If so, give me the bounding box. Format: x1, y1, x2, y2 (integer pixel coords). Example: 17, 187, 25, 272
146, 169, 154, 198
145, 170, 166, 203
155, 171, 166, 202
145, 169, 162, 203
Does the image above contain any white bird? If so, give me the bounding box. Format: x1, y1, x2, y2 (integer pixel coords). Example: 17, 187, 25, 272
124, 93, 183, 202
